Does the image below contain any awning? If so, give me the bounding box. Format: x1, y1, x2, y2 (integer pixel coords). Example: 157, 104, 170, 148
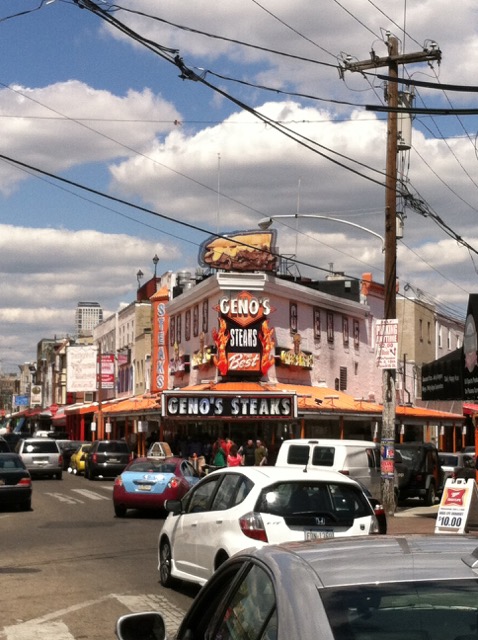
101, 394, 160, 417
463, 402, 478, 416
65, 403, 98, 416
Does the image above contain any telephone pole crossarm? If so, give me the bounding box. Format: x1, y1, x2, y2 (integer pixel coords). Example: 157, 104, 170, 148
342, 48, 441, 73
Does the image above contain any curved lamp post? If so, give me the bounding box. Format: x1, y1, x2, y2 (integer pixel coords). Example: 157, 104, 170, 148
258, 213, 385, 252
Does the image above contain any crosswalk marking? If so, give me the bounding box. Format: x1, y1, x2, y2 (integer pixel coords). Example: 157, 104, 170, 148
45, 492, 80, 505
71, 488, 110, 501
0, 593, 185, 640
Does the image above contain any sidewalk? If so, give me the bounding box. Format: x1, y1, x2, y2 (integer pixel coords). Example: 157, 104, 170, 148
387, 504, 478, 535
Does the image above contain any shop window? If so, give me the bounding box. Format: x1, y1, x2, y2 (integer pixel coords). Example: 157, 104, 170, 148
193, 305, 199, 338
202, 300, 209, 334
170, 317, 176, 347
176, 314, 182, 344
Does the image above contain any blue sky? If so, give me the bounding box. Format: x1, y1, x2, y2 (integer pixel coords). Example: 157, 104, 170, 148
1, 0, 478, 371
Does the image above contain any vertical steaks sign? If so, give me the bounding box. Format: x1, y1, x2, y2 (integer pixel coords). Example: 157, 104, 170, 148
212, 291, 275, 376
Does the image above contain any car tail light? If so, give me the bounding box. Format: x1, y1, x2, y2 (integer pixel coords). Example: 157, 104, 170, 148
114, 476, 123, 487
370, 514, 380, 534
239, 512, 268, 542
59, 454, 64, 466
167, 477, 179, 489
92, 453, 98, 463
18, 477, 31, 487
339, 470, 350, 476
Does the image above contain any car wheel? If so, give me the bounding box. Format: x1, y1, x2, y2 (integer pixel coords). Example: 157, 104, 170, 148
159, 540, 174, 587
215, 550, 229, 571
425, 483, 436, 506
56, 472, 62, 480
20, 499, 31, 511
114, 504, 127, 517
88, 468, 95, 481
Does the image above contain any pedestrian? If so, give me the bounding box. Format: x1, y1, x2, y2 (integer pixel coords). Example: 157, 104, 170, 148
240, 438, 256, 466
255, 439, 268, 466
227, 444, 243, 467
212, 437, 227, 468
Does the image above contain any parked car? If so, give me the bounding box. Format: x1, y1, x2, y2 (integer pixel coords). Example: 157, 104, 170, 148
158, 466, 381, 587
118, 534, 478, 640
15, 437, 63, 479
0, 453, 32, 511
85, 439, 132, 480
69, 443, 91, 475
275, 438, 384, 500
0, 436, 11, 452
57, 439, 87, 470
113, 456, 200, 517
394, 442, 444, 505
438, 451, 477, 481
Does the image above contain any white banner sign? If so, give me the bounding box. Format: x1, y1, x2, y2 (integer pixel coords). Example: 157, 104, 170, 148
375, 319, 399, 369
66, 345, 98, 392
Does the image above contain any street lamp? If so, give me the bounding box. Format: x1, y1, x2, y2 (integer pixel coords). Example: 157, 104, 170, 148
152, 254, 159, 278
258, 214, 385, 251
136, 269, 144, 288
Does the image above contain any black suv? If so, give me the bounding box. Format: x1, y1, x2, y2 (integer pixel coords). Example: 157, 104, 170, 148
85, 440, 132, 480
395, 442, 444, 505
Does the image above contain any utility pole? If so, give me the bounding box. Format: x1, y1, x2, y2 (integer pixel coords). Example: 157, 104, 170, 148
344, 35, 441, 515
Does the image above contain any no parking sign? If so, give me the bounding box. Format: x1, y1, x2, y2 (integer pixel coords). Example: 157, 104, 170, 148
435, 478, 478, 534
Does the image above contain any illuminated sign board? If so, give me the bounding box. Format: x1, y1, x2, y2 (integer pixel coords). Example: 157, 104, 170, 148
162, 391, 297, 419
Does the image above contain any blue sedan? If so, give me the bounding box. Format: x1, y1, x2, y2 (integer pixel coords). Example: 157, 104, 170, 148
113, 456, 200, 517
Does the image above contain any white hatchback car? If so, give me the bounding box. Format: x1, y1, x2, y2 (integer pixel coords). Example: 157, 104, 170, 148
158, 466, 380, 587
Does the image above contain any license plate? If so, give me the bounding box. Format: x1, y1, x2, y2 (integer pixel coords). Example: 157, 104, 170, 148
138, 484, 152, 491
109, 458, 119, 463
35, 458, 49, 464
305, 530, 334, 540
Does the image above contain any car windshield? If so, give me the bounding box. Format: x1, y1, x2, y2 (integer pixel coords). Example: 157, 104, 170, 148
395, 448, 422, 466
127, 461, 176, 473
98, 442, 129, 453
321, 579, 478, 640
24, 441, 58, 453
255, 481, 371, 520
0, 456, 23, 469
439, 455, 459, 466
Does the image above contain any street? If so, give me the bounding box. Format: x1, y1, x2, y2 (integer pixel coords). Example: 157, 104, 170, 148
0, 472, 198, 640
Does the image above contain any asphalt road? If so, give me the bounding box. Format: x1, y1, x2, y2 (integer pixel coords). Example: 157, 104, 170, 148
0, 471, 198, 640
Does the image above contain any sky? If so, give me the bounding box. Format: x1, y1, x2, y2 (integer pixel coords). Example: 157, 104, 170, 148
1, 0, 478, 373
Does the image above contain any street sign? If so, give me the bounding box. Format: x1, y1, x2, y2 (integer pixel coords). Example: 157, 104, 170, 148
375, 319, 399, 369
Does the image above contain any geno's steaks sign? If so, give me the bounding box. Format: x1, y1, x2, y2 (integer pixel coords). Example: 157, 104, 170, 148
162, 391, 297, 419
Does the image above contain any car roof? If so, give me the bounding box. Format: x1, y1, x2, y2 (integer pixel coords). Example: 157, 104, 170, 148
251, 535, 478, 587
279, 438, 376, 447
209, 465, 360, 485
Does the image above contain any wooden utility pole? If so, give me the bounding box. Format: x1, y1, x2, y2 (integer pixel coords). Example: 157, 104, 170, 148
344, 35, 441, 515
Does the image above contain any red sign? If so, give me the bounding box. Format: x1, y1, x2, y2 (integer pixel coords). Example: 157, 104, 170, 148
212, 292, 275, 377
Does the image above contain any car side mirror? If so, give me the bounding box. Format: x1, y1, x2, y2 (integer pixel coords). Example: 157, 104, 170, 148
164, 499, 182, 514
116, 612, 166, 640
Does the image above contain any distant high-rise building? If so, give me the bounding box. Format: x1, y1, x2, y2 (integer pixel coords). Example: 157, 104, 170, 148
75, 302, 103, 336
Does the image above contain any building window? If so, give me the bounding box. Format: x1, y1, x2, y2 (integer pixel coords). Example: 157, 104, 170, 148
290, 302, 298, 334
343, 316, 349, 347
327, 311, 334, 343
419, 318, 423, 341
185, 309, 191, 342
339, 366, 347, 391
202, 300, 209, 334
193, 305, 199, 338
427, 321, 431, 344
176, 314, 182, 344
313, 308, 321, 341
353, 319, 360, 349
170, 317, 176, 347
447, 330, 451, 350
438, 326, 442, 348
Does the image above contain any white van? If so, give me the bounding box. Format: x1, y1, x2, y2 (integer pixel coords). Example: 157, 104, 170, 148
275, 438, 382, 500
